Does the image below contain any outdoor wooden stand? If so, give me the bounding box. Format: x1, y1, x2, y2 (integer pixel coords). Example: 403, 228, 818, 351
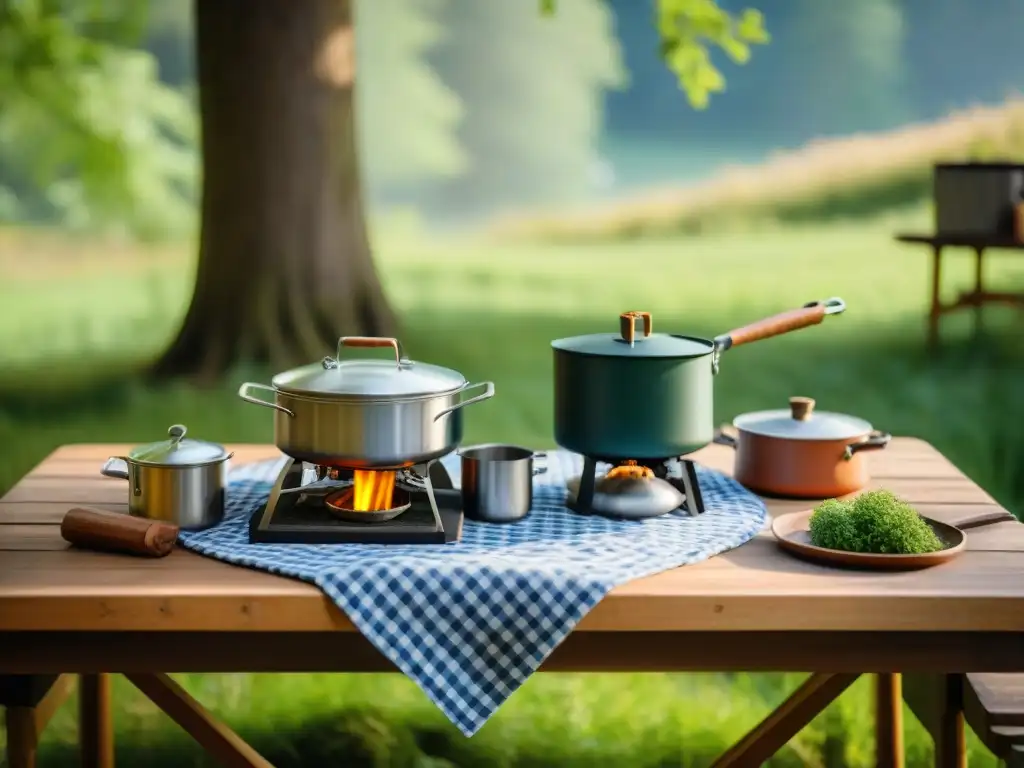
2, 440, 1024, 767
895, 233, 1024, 349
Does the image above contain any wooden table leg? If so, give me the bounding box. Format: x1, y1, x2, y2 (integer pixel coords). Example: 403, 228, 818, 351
2, 675, 75, 768
5, 707, 39, 768
972, 246, 986, 338
712, 673, 859, 767
125, 673, 272, 767
928, 245, 943, 350
80, 674, 115, 768
903, 673, 966, 768
876, 673, 904, 768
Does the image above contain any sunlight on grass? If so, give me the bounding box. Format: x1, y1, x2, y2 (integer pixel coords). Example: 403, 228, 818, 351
3, 219, 1022, 373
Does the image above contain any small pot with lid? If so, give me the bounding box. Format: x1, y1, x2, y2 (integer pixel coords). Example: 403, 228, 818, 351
714, 397, 891, 498
100, 424, 233, 530
238, 336, 495, 469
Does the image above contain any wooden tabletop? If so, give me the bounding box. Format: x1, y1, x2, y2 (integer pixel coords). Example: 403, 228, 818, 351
2, 439, 1023, 644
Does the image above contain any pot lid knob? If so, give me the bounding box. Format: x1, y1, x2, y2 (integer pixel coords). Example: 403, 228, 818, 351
789, 397, 815, 421
619, 311, 653, 347
168, 424, 187, 443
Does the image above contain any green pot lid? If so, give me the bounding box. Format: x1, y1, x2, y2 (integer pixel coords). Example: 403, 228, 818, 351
552, 311, 714, 359
271, 337, 467, 399
128, 425, 230, 467
733, 397, 873, 441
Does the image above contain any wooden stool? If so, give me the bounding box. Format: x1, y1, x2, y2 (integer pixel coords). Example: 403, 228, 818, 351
904, 673, 1024, 767
2, 674, 113, 768
962, 673, 1024, 764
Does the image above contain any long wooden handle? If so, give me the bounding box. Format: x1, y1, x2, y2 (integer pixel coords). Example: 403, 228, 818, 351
61, 507, 179, 558
716, 304, 827, 351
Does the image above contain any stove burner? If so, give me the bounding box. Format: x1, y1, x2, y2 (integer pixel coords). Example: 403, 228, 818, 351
324, 486, 413, 524
249, 458, 463, 545
568, 456, 705, 520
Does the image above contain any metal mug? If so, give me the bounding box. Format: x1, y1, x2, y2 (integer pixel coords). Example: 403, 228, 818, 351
459, 444, 547, 524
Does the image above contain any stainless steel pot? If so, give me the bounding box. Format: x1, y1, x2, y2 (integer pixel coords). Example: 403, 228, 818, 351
459, 444, 547, 524
100, 424, 233, 530
238, 336, 495, 469
551, 299, 846, 460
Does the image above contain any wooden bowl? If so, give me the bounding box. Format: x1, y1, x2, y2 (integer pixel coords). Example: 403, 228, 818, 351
771, 510, 966, 571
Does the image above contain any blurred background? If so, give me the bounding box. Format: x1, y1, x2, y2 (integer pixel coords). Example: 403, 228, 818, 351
1, 0, 1022, 765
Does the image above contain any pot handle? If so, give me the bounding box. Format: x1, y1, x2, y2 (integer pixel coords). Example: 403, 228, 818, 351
433, 381, 496, 422
711, 298, 846, 372
101, 456, 130, 480
101, 456, 143, 497
237, 382, 295, 417
844, 430, 892, 460
712, 427, 738, 449
327, 337, 410, 370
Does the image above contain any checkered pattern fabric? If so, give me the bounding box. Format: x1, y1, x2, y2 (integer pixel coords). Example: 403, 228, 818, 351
179, 452, 767, 736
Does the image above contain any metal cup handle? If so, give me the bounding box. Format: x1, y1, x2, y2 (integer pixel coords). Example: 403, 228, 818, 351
532, 451, 548, 476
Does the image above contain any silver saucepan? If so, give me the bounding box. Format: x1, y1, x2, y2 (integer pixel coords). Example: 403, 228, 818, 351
100, 424, 233, 530
238, 336, 496, 469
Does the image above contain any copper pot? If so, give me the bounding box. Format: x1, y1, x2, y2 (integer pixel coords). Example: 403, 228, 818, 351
714, 397, 891, 498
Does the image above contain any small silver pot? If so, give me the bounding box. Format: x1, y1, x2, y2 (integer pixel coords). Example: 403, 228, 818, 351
100, 424, 233, 530
460, 444, 546, 524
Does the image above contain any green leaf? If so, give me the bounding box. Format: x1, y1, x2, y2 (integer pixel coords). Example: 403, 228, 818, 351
654, 0, 769, 108
736, 8, 770, 43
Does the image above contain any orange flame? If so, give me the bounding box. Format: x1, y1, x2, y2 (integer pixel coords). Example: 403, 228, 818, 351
352, 470, 397, 512
605, 460, 654, 481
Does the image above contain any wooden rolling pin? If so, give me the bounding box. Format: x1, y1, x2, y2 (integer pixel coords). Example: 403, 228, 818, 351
61, 507, 180, 558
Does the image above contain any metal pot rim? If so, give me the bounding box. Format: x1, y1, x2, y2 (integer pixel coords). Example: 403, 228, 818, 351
551, 332, 714, 360
121, 452, 234, 469
270, 383, 467, 404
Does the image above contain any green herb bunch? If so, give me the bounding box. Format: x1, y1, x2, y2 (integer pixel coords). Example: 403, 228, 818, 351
808, 490, 944, 555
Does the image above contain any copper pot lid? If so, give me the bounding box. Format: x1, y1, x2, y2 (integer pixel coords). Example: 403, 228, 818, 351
732, 397, 873, 441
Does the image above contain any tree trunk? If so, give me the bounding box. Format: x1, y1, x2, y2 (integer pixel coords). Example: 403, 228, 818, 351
152, 0, 396, 381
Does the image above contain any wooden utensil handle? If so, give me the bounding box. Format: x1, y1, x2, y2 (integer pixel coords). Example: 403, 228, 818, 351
61, 507, 179, 558
716, 303, 827, 351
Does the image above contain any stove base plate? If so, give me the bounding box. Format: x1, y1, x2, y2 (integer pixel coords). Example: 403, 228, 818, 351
249, 460, 463, 545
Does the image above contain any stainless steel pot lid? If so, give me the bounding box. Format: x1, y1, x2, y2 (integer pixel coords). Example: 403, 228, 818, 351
127, 424, 231, 467
552, 311, 713, 359
732, 397, 873, 441
271, 336, 468, 400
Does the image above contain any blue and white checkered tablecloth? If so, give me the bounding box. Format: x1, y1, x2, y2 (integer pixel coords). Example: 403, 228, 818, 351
179, 451, 767, 736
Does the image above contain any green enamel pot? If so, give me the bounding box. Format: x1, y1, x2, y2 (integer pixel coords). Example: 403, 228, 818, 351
551, 298, 846, 461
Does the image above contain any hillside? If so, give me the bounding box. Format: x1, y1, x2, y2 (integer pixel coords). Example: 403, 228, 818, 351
494, 100, 1024, 242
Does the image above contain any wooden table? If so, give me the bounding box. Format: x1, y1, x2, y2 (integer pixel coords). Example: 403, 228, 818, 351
2, 440, 1023, 768
894, 233, 1024, 348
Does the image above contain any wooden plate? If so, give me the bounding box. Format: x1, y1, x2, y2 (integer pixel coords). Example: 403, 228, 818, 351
771, 510, 967, 571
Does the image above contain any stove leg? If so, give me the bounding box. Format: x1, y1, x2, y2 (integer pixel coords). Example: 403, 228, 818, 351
575, 456, 598, 515
678, 461, 704, 516
419, 461, 444, 533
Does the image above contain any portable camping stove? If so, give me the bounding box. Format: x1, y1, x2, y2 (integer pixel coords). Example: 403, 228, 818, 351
567, 455, 705, 520
249, 457, 463, 544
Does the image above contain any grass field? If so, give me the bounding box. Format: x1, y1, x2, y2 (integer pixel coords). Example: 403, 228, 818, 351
1, 217, 1021, 766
